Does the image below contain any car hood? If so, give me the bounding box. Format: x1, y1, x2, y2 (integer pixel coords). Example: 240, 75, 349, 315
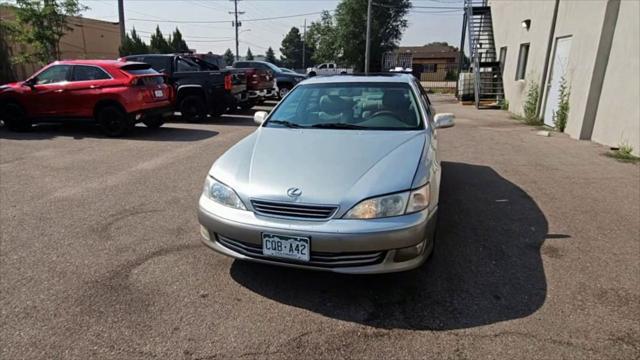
0, 82, 22, 91
210, 128, 426, 214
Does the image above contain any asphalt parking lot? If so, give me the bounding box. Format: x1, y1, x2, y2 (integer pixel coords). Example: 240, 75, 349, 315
1, 96, 638, 359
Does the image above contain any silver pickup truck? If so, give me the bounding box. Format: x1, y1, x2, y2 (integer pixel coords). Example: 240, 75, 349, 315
306, 63, 354, 77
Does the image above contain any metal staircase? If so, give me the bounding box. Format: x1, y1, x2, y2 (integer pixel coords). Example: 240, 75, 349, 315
464, 0, 504, 108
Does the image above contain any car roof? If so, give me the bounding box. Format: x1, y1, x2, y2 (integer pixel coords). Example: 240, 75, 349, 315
53, 60, 144, 68
301, 74, 415, 85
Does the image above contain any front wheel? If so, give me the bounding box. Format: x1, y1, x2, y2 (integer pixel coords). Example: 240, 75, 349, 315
180, 95, 207, 123
308, 72, 316, 77
97, 105, 132, 137
2, 103, 32, 132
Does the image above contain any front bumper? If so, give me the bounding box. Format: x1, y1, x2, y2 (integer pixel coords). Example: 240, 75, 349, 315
197, 196, 437, 274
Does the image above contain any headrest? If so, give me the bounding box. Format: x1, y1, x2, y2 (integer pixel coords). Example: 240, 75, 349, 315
319, 95, 351, 114
383, 90, 410, 110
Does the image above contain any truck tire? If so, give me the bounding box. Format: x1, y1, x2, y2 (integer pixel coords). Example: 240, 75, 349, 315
143, 116, 165, 129
180, 95, 207, 123
239, 102, 254, 111
2, 102, 32, 132
97, 105, 132, 137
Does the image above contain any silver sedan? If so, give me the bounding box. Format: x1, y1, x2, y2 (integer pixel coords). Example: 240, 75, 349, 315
198, 74, 455, 274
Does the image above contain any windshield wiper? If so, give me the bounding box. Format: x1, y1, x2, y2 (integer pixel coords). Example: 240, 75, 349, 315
310, 123, 367, 129
267, 120, 305, 128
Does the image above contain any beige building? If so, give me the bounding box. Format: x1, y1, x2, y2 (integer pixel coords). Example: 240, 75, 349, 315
490, 0, 639, 155
0, 4, 120, 81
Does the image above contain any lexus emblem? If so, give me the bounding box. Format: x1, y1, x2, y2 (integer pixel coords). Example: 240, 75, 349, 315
287, 187, 302, 198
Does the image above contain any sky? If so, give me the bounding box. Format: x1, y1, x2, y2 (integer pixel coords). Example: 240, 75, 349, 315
10, 0, 466, 57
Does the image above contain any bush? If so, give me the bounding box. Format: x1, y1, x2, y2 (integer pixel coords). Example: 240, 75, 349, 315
523, 81, 540, 124
553, 77, 570, 132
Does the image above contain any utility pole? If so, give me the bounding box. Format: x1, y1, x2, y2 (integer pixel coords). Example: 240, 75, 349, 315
365, 0, 372, 74
118, 0, 125, 45
229, 0, 244, 61
302, 18, 306, 69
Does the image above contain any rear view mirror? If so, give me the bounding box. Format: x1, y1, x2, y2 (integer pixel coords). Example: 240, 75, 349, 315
434, 113, 455, 129
24, 78, 36, 89
254, 111, 268, 125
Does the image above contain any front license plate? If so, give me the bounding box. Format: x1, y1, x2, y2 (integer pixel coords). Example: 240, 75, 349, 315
154, 90, 164, 97
262, 233, 310, 262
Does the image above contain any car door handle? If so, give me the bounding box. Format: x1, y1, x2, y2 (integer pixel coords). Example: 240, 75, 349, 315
54, 89, 65, 93
90, 85, 100, 89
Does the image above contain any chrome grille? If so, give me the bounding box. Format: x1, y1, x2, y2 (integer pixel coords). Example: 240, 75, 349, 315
217, 235, 385, 268
251, 200, 338, 219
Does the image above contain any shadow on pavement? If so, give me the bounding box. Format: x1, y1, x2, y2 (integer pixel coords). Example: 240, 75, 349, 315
0, 122, 218, 141
230, 162, 548, 330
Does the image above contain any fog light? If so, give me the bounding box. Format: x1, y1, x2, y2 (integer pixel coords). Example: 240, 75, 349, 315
200, 225, 210, 241
394, 240, 426, 262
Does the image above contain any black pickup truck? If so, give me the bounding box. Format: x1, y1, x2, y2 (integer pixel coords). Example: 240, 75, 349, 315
123, 54, 243, 121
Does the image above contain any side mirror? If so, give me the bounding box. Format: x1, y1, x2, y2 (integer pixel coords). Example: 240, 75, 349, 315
24, 78, 36, 89
254, 111, 268, 125
434, 113, 455, 129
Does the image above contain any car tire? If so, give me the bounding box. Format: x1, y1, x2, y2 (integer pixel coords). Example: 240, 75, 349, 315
143, 116, 165, 129
308, 72, 316, 77
97, 105, 132, 137
278, 85, 291, 99
2, 102, 32, 132
180, 95, 207, 123
239, 102, 254, 111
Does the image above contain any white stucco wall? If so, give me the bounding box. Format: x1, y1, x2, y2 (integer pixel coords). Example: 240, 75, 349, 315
591, 0, 640, 155
550, 0, 609, 140
489, 0, 555, 116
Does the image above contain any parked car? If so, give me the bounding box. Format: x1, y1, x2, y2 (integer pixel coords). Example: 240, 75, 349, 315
0, 60, 173, 136
306, 63, 354, 77
232, 61, 276, 107
123, 54, 235, 122
233, 61, 304, 99
197, 73, 456, 274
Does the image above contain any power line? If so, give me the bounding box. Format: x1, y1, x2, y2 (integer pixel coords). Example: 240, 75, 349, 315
127, 10, 328, 24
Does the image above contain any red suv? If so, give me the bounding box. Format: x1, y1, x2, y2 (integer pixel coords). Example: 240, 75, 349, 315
0, 60, 173, 136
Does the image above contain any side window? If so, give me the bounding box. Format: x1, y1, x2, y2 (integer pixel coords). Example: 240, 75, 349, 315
516, 43, 529, 80
318, 64, 327, 69
34, 65, 71, 85
328, 63, 335, 69
72, 66, 111, 81
499, 46, 507, 75
235, 62, 248, 68
176, 58, 199, 72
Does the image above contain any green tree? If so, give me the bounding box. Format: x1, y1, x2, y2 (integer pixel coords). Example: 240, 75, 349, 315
265, 46, 277, 64
223, 48, 235, 65
306, 10, 339, 64
119, 27, 149, 56
12, 0, 87, 64
171, 27, 189, 53
0, 18, 16, 83
245, 47, 254, 60
150, 26, 172, 54
279, 27, 303, 69
335, 0, 411, 72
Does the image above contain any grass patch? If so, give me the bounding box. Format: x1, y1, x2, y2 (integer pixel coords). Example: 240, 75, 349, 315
510, 113, 544, 126
606, 144, 640, 163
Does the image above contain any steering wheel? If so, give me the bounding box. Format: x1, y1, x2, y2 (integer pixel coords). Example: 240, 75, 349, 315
369, 110, 404, 122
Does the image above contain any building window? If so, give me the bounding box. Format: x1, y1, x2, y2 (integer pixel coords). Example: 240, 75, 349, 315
499, 46, 507, 75
515, 43, 529, 80
424, 63, 437, 73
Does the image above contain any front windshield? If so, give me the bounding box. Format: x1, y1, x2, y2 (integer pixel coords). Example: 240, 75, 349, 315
280, 68, 296, 74
265, 82, 423, 130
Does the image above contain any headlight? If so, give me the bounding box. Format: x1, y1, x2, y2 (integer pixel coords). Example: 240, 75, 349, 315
344, 184, 430, 219
203, 176, 246, 210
